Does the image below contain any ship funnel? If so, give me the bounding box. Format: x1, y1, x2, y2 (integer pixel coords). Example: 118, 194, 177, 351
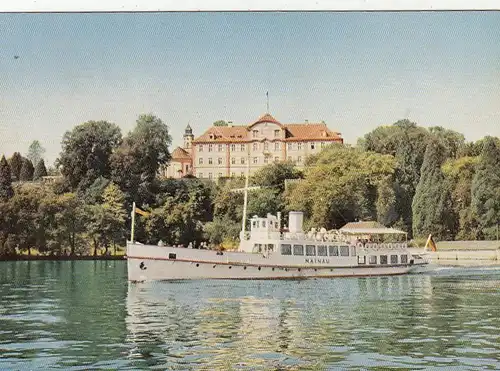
288, 211, 304, 234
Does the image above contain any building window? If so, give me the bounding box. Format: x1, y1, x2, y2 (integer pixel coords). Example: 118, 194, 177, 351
208, 144, 213, 152
240, 172, 245, 177
369, 256, 377, 264
253, 157, 258, 164
311, 143, 315, 150
218, 144, 223, 152
317, 245, 328, 256
274, 129, 280, 138
253, 143, 258, 151
297, 143, 302, 150
264, 142, 269, 151
252, 130, 258, 138
328, 246, 339, 256
274, 156, 280, 162
231, 172, 236, 177
198, 144, 203, 152
350, 246, 357, 257
391, 255, 398, 264
208, 173, 213, 179
306, 245, 316, 256
288, 156, 293, 161
288, 143, 293, 150
281, 244, 292, 255
199, 158, 203, 165
240, 144, 245, 151
241, 157, 245, 164
231, 144, 236, 151
340, 246, 349, 256
321, 142, 325, 148
293, 245, 304, 256
208, 158, 213, 165
380, 255, 388, 265
274, 142, 280, 151
218, 172, 223, 178
218, 158, 223, 165
297, 156, 302, 163
264, 157, 268, 164
198, 173, 203, 178
185, 165, 189, 172
231, 157, 236, 164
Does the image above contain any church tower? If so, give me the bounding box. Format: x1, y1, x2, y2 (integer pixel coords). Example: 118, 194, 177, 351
183, 124, 194, 151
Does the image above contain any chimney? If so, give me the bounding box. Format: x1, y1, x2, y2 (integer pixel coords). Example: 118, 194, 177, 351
305, 119, 309, 124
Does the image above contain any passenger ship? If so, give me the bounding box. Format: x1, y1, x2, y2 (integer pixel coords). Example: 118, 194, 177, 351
126, 209, 429, 282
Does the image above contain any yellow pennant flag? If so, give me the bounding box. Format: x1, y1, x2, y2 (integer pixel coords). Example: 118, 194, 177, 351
425, 234, 437, 252
135, 207, 150, 217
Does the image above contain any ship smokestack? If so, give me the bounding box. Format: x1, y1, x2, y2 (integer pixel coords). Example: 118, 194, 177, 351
288, 211, 303, 234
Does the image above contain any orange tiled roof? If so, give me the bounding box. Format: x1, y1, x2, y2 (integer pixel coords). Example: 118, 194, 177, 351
192, 115, 343, 144
171, 147, 191, 160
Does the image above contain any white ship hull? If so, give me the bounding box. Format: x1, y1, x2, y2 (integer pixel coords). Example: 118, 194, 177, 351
126, 243, 427, 282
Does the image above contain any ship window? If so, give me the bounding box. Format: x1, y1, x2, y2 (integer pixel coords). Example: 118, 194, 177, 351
350, 246, 356, 256
358, 256, 366, 265
317, 245, 328, 256
281, 244, 292, 255
401, 255, 408, 264
293, 245, 304, 256
391, 255, 398, 264
340, 246, 349, 257
262, 221, 266, 228
328, 246, 339, 256
306, 245, 316, 256
168, 253, 176, 260
380, 255, 388, 265
368, 256, 377, 264
252, 221, 257, 228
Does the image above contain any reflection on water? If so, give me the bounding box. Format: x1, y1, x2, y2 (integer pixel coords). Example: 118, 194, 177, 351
0, 261, 499, 370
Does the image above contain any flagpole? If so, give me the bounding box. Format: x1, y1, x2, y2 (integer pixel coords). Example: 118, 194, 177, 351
131, 201, 136, 243
241, 153, 250, 240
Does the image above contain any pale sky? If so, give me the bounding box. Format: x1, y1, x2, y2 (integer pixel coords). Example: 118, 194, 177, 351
1, 12, 499, 165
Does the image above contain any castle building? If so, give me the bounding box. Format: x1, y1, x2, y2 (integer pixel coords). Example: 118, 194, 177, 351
191, 113, 343, 180
162, 124, 194, 178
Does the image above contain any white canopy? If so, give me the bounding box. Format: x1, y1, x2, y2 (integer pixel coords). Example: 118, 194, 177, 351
339, 227, 407, 235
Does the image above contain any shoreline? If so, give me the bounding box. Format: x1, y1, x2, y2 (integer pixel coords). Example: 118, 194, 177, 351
0, 255, 126, 262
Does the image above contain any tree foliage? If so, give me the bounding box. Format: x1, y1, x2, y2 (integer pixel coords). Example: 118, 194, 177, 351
19, 158, 34, 181
8, 152, 23, 181
0, 155, 14, 202
33, 159, 48, 181
470, 137, 500, 239
57, 121, 122, 191
412, 140, 455, 240
27, 140, 45, 167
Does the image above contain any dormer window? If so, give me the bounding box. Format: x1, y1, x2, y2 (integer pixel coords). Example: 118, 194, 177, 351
209, 133, 214, 140
252, 130, 259, 138
274, 129, 280, 138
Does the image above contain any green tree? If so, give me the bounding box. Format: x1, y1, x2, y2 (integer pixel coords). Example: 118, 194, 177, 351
470, 137, 500, 239
412, 140, 455, 240
19, 158, 34, 181
111, 114, 171, 204
360, 119, 431, 235
27, 140, 45, 167
57, 120, 122, 191
252, 161, 302, 193
33, 159, 48, 181
0, 155, 14, 201
213, 120, 228, 127
102, 182, 127, 254
8, 152, 23, 181
428, 126, 465, 159
286, 144, 396, 230
443, 156, 479, 239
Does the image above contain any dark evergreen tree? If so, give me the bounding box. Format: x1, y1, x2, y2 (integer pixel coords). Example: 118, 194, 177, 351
8, 152, 23, 181
33, 159, 48, 181
412, 140, 455, 240
19, 158, 35, 181
470, 137, 500, 239
0, 155, 14, 201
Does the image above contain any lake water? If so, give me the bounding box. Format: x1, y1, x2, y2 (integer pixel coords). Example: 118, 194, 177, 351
0, 261, 499, 370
